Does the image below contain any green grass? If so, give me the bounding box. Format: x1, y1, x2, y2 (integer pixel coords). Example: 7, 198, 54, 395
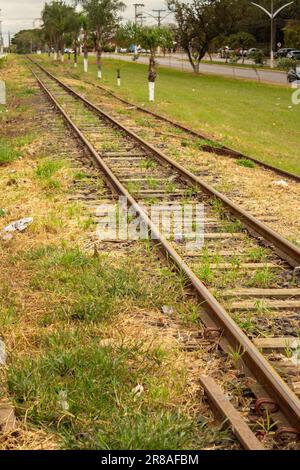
39, 54, 300, 176
5, 244, 234, 449
36, 159, 65, 179
7, 333, 196, 450
0, 139, 21, 165
236, 158, 256, 169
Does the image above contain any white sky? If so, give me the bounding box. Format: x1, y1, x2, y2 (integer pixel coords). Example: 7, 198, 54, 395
0, 0, 174, 45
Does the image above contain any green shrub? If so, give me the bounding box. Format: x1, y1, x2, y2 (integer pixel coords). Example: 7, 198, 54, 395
249, 50, 266, 66
277, 57, 297, 71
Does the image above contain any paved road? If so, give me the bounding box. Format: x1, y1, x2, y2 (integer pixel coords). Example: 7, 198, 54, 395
105, 53, 288, 86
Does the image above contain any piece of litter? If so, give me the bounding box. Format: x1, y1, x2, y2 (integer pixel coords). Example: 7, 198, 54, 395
162, 305, 174, 315
3, 217, 33, 233
57, 391, 70, 411
0, 340, 7, 365
272, 180, 288, 188
132, 384, 144, 397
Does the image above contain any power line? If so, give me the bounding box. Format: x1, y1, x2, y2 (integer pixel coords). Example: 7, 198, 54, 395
152, 9, 166, 27
143, 9, 173, 27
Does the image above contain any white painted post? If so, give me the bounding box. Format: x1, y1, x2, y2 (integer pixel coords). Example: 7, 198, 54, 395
84, 57, 88, 73
149, 81, 155, 102
97, 69, 102, 79
0, 80, 6, 105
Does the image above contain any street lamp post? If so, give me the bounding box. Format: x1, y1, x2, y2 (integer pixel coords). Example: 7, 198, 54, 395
251, 1, 294, 68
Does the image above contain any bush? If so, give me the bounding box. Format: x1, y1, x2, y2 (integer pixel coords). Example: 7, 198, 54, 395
277, 57, 297, 71
249, 49, 266, 66
103, 45, 115, 53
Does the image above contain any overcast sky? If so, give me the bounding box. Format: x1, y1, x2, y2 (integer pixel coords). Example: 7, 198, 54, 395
0, 0, 173, 45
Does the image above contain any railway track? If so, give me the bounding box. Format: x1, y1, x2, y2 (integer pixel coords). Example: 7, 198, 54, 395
28, 58, 300, 448
65, 70, 300, 184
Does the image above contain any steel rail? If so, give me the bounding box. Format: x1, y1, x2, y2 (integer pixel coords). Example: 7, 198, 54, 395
29, 62, 300, 434
69, 72, 300, 183
28, 58, 300, 269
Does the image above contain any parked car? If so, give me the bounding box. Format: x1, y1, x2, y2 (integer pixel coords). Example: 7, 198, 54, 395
118, 48, 128, 53
236, 48, 247, 57
275, 48, 295, 58
245, 48, 260, 57
286, 50, 300, 60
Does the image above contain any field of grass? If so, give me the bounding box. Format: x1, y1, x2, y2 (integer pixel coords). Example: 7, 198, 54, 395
39, 54, 300, 176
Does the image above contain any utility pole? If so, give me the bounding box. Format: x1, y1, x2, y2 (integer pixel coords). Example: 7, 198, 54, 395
133, 4, 144, 54
139, 15, 147, 27
251, 1, 294, 68
0, 9, 4, 56
133, 3, 144, 25
152, 9, 166, 27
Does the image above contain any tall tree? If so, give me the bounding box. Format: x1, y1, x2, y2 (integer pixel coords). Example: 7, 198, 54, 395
42, 1, 75, 61
117, 24, 173, 101
284, 20, 300, 49
227, 31, 256, 63
12, 29, 43, 54
169, 0, 240, 73
79, 0, 125, 78
67, 12, 86, 67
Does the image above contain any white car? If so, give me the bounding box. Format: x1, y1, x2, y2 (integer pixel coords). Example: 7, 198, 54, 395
287, 50, 300, 59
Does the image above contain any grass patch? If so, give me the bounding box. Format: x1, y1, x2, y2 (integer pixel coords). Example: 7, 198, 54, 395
248, 267, 277, 288
4, 244, 229, 450
236, 158, 256, 169
0, 139, 21, 165
7, 331, 198, 450
36, 159, 65, 179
